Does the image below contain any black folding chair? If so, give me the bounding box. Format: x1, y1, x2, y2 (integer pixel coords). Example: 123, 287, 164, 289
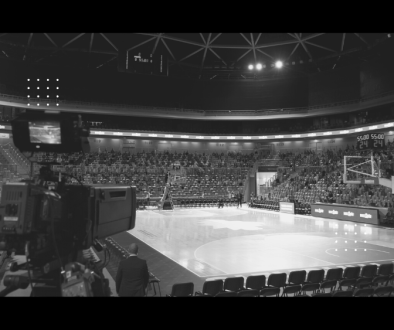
332, 290, 353, 297
223, 277, 245, 293
372, 263, 394, 286
373, 286, 394, 297
300, 269, 324, 296
195, 280, 223, 297
353, 288, 374, 297
338, 266, 360, 291
319, 268, 342, 293
215, 291, 237, 297
352, 264, 376, 289
237, 289, 260, 297
260, 287, 280, 297
245, 275, 266, 294
166, 282, 194, 297
311, 292, 332, 297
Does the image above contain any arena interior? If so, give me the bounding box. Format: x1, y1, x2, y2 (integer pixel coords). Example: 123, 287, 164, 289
1, 33, 394, 297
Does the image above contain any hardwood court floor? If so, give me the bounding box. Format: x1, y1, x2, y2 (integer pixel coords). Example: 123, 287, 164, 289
127, 207, 394, 280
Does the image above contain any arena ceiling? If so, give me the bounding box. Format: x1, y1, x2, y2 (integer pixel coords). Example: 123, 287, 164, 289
0, 33, 392, 80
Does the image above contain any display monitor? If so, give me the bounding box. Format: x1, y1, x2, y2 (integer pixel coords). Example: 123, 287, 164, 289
29, 121, 61, 144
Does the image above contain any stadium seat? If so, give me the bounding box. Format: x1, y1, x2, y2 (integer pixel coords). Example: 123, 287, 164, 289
311, 292, 332, 297
244, 275, 266, 293
215, 291, 237, 297
373, 286, 393, 297
195, 280, 223, 296
332, 290, 353, 297
223, 277, 245, 293
338, 266, 361, 291
353, 288, 374, 297
237, 289, 260, 297
300, 270, 325, 296
167, 282, 194, 297
267, 273, 287, 292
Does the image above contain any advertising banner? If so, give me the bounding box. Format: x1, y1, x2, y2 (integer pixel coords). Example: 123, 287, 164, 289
258, 166, 278, 172
311, 203, 379, 225
280, 202, 295, 214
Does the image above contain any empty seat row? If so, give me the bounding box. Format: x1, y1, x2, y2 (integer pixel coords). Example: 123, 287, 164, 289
166, 263, 394, 297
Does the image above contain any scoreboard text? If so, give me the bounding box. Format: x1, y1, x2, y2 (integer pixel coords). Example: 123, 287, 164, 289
356, 133, 385, 150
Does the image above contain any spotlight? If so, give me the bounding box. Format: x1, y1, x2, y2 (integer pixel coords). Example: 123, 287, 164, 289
27, 95, 30, 98
47, 87, 49, 89
56, 95, 59, 98
275, 61, 283, 68
256, 63, 262, 70
37, 95, 39, 98
56, 87, 59, 89
27, 79, 30, 81
37, 79, 40, 81
248, 64, 254, 70
37, 87, 40, 89
27, 87, 30, 89
47, 95, 49, 98
27, 103, 30, 106
37, 103, 39, 106
56, 79, 59, 81
47, 104, 49, 106
47, 79, 49, 81
56, 103, 59, 106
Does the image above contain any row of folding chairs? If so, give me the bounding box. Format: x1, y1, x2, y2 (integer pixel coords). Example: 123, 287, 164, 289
178, 199, 238, 208
251, 201, 280, 211
166, 263, 394, 297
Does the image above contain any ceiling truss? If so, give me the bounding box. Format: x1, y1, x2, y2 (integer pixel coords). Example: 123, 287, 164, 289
0, 32, 390, 78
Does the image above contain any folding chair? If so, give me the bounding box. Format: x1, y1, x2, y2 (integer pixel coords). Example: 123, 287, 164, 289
300, 269, 324, 295
372, 263, 394, 286
373, 285, 393, 297
311, 292, 332, 297
266, 273, 287, 296
166, 282, 194, 297
215, 291, 237, 297
338, 266, 360, 291
320, 268, 342, 292
332, 290, 353, 297
195, 280, 223, 297
260, 287, 280, 297
223, 277, 245, 293
282, 270, 306, 297
353, 288, 374, 297
245, 275, 266, 293
237, 289, 260, 297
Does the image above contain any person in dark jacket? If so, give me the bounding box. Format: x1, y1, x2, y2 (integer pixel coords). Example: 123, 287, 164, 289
237, 191, 243, 208
115, 243, 149, 297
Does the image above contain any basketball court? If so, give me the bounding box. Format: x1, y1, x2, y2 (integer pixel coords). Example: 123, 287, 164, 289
127, 207, 394, 279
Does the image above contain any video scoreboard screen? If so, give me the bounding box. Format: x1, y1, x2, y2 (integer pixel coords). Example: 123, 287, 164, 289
356, 133, 385, 150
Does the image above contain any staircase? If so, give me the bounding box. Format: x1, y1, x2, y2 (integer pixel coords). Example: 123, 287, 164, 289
0, 144, 30, 177
158, 185, 174, 210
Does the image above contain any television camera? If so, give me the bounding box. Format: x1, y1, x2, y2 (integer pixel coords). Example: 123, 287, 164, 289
0, 111, 136, 296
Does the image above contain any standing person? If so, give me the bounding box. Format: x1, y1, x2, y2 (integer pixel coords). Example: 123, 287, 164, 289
146, 190, 151, 207
237, 190, 243, 208
115, 243, 149, 297
164, 171, 170, 184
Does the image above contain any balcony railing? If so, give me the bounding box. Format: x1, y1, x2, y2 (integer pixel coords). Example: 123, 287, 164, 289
1, 87, 394, 118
